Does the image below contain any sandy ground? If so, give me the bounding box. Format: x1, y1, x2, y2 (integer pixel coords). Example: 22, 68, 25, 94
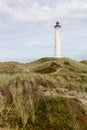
0, 128, 7, 130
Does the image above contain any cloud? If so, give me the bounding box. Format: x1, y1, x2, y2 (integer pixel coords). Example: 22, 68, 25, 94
55, 0, 87, 22
0, 0, 87, 24
0, 0, 53, 24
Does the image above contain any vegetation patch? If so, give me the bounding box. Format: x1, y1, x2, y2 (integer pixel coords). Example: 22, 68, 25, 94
0, 57, 87, 130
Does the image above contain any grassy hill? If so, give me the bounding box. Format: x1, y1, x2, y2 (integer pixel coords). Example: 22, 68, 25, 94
0, 57, 87, 130
80, 60, 87, 65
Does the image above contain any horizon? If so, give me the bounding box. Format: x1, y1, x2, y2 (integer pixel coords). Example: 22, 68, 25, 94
0, 56, 86, 63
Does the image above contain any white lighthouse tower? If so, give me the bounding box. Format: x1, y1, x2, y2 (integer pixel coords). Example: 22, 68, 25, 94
54, 21, 61, 58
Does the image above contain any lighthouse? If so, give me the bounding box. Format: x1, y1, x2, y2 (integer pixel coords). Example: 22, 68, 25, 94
54, 21, 61, 58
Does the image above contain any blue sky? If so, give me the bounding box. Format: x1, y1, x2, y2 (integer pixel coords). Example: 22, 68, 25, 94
0, 0, 87, 62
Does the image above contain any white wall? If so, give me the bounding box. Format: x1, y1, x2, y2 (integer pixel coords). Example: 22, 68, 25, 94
55, 27, 61, 57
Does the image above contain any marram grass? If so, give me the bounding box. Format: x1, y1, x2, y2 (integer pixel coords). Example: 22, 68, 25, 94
0, 58, 87, 130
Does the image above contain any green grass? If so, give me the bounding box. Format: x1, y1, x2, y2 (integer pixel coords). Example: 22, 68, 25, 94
0, 57, 87, 130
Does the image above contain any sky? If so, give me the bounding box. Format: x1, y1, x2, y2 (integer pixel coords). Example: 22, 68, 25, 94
0, 0, 87, 62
